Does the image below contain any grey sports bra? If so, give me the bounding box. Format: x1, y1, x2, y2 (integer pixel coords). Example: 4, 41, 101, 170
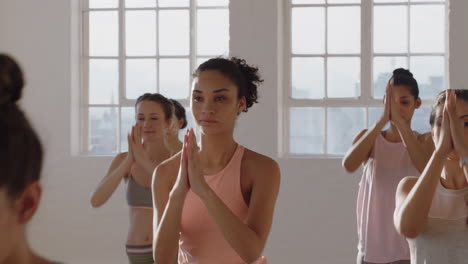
125, 176, 153, 208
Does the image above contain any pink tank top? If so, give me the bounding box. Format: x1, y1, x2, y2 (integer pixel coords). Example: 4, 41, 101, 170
357, 133, 420, 263
179, 145, 249, 264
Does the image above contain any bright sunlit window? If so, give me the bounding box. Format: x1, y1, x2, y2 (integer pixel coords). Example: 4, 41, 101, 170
285, 0, 447, 157
81, 0, 229, 155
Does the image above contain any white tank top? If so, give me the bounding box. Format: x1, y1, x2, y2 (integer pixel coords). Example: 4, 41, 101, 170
407, 180, 468, 264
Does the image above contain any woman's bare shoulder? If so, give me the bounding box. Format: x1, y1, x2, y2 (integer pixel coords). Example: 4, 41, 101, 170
242, 148, 280, 178
154, 152, 181, 181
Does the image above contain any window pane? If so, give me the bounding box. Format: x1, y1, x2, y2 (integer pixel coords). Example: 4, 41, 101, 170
412, 107, 432, 134
374, 0, 406, 2
411, 0, 444, 2
197, 9, 229, 56
197, 0, 228, 6
89, 11, 118, 56
368, 107, 381, 128
410, 56, 444, 99
368, 107, 389, 130
197, 57, 210, 69
159, 10, 189, 55
89, 0, 118, 8
292, 57, 324, 99
158, 0, 189, 7
291, 7, 325, 54
89, 59, 119, 104
373, 56, 408, 98
125, 0, 156, 8
374, 6, 407, 53
328, 7, 360, 54
290, 107, 324, 154
120, 107, 135, 152
327, 0, 360, 4
292, 0, 325, 4
89, 107, 118, 154
327, 57, 360, 98
126, 11, 156, 56
159, 59, 190, 99
410, 5, 445, 53
126, 59, 157, 99
327, 107, 365, 155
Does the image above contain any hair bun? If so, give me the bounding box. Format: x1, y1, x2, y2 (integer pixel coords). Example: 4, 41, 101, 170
0, 54, 24, 105
392, 68, 413, 78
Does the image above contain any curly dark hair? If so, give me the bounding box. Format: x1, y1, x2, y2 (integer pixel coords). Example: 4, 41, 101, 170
193, 57, 263, 112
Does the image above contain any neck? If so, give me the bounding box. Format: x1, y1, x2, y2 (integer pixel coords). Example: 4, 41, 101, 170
3, 235, 46, 264
199, 130, 238, 171
164, 134, 183, 155
143, 138, 171, 162
384, 122, 411, 142
441, 161, 468, 190
384, 124, 401, 142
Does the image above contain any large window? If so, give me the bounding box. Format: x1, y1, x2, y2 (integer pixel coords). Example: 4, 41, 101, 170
285, 0, 447, 157
81, 0, 229, 155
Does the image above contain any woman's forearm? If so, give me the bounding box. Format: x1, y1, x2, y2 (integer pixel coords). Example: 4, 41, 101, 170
343, 122, 385, 172
154, 192, 186, 264
199, 188, 264, 263
90, 160, 131, 207
397, 124, 432, 173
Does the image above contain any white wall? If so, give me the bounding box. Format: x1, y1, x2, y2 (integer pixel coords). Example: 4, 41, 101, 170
0, 0, 467, 263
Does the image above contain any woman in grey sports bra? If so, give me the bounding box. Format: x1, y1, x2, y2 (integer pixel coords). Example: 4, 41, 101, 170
394, 89, 468, 264
90, 93, 176, 264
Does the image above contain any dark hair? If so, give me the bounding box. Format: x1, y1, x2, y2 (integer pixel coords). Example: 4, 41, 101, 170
391, 68, 419, 99
135, 93, 173, 121
430, 89, 468, 127
0, 54, 43, 199
170, 99, 187, 129
193, 57, 264, 112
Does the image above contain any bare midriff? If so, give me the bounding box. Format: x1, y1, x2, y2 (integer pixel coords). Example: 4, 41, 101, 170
126, 207, 153, 245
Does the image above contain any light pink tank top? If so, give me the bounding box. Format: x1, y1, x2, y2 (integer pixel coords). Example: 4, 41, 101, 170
357, 133, 420, 263
179, 145, 249, 264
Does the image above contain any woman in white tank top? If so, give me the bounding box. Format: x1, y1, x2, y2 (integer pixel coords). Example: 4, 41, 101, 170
394, 89, 468, 264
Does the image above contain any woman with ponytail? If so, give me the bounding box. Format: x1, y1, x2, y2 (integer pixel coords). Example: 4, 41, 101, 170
152, 57, 280, 264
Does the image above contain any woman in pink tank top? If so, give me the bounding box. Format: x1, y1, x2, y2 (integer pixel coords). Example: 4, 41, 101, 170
342, 69, 434, 264
152, 57, 281, 264
394, 89, 468, 264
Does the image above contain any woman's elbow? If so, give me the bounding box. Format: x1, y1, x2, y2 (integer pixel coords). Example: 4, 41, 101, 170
342, 158, 358, 173
394, 214, 421, 239
243, 243, 264, 264
396, 224, 420, 239
90, 195, 103, 208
